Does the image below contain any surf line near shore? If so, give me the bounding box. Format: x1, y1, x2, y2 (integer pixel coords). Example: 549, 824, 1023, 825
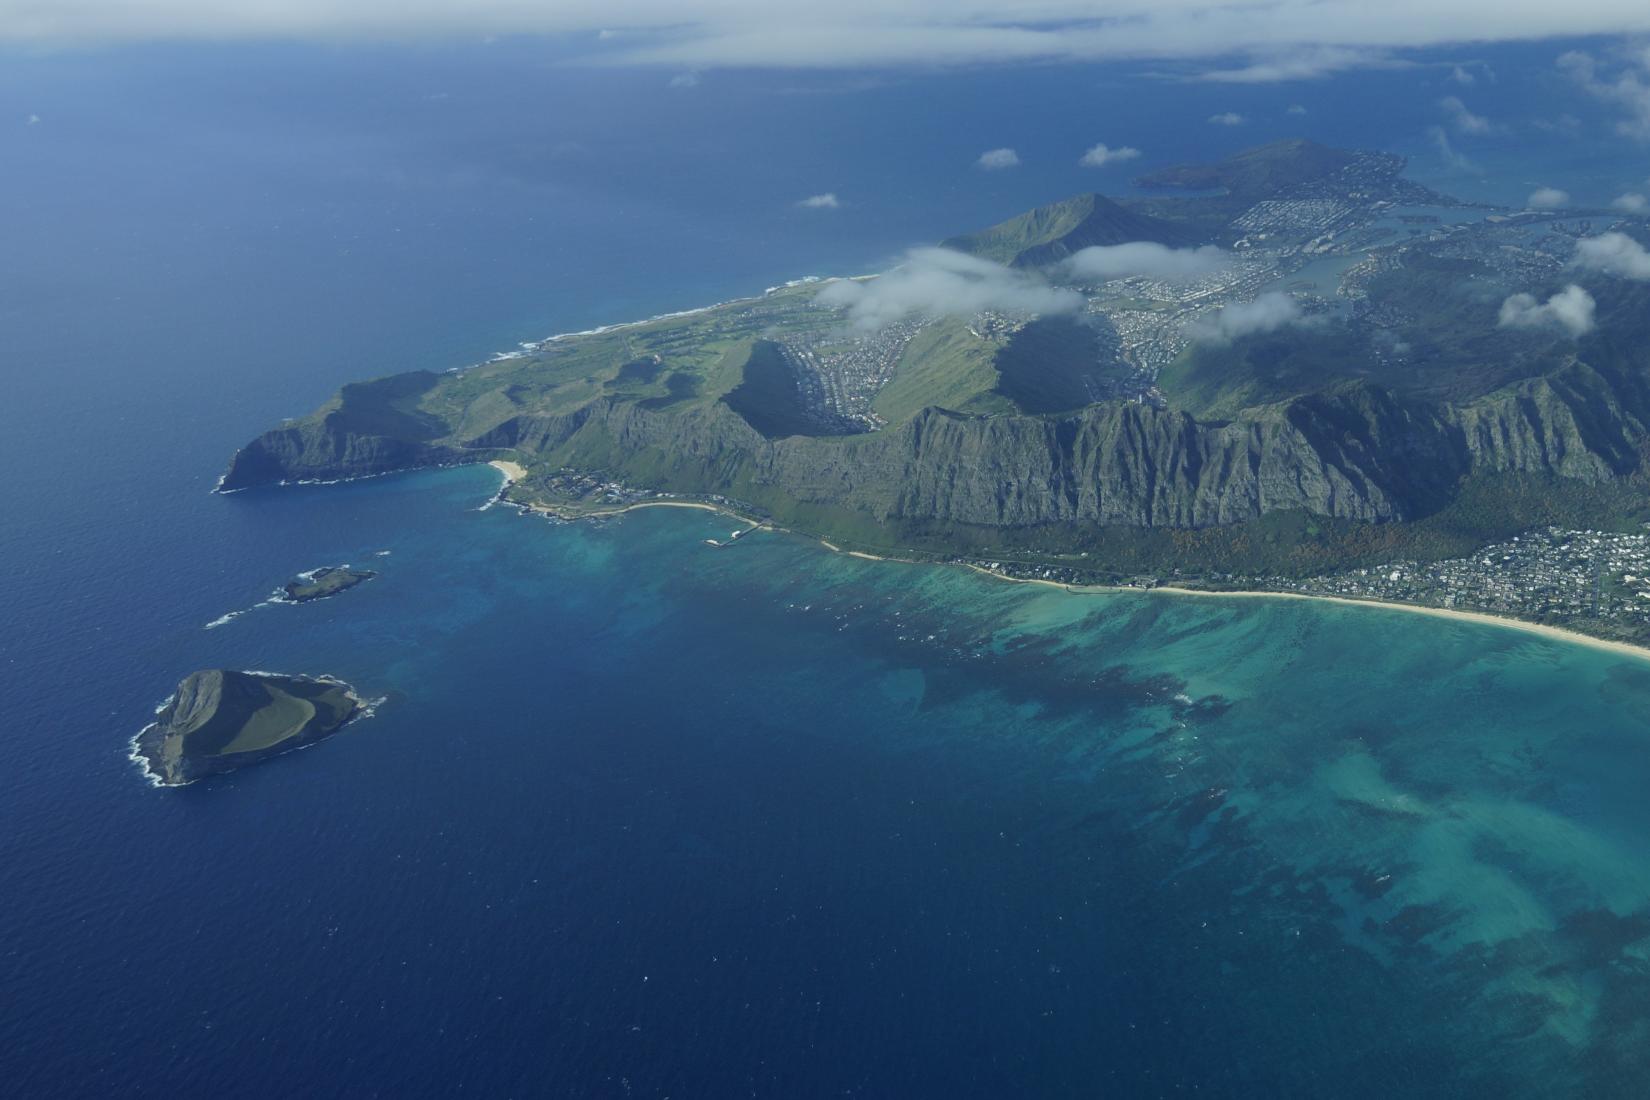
481, 460, 1650, 664
960, 565, 1650, 665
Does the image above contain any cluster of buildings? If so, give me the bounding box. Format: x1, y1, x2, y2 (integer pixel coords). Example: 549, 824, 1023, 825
1273, 527, 1650, 635
779, 316, 928, 430
524, 469, 657, 510
958, 525, 1650, 643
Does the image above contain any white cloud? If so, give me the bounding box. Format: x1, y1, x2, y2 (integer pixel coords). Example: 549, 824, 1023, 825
1613, 192, 1648, 213
10, 3, 1650, 70
1427, 125, 1477, 172
1531, 113, 1583, 135
1450, 64, 1475, 85
25, 113, 40, 125
1208, 111, 1247, 126
668, 70, 700, 87
1078, 142, 1141, 168
818, 247, 1083, 330
1063, 242, 1230, 283
976, 147, 1020, 170
1286, 104, 1308, 115
1560, 48, 1650, 139
1438, 95, 1493, 134
1498, 285, 1595, 337
797, 192, 841, 209
1195, 291, 1303, 340
1574, 231, 1650, 279
1194, 45, 1389, 83
1528, 186, 1570, 209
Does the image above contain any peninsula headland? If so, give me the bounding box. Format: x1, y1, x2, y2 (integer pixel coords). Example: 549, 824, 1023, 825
220, 140, 1650, 648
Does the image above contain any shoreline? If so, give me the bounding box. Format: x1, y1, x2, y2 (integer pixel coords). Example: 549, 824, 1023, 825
484, 463, 1650, 664
464, 276, 842, 371
488, 460, 527, 483
959, 565, 1650, 664
130, 672, 382, 789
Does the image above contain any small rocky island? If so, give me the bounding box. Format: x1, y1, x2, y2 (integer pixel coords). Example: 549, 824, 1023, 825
280, 565, 376, 603
132, 670, 367, 786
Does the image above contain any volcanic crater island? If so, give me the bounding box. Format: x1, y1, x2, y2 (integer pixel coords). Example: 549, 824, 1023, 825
133, 670, 369, 787
221, 140, 1650, 650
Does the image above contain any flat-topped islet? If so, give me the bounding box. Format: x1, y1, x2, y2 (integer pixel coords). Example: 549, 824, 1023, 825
281, 565, 376, 603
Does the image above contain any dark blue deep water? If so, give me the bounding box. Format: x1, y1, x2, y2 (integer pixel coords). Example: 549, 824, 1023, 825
7, 40, 1650, 1099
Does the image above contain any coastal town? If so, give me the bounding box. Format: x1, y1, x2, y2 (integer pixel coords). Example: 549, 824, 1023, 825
1280, 526, 1650, 629
965, 524, 1650, 646
502, 452, 1650, 649
743, 156, 1608, 422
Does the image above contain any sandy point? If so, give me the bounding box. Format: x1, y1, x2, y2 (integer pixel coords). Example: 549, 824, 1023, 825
489, 460, 527, 482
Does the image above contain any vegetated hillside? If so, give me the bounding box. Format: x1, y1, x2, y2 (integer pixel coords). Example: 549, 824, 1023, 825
942, 193, 1199, 267
1159, 267, 1650, 419
871, 317, 1011, 423
223, 336, 1649, 539
1135, 139, 1358, 198
223, 151, 1650, 573
866, 316, 1113, 424
990, 317, 1107, 413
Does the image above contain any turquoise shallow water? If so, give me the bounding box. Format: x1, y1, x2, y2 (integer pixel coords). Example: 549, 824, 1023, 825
8, 40, 1650, 1094
7, 465, 1645, 1096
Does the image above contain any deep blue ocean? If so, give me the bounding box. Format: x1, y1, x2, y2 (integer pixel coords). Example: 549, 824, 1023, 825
6, 40, 1650, 1098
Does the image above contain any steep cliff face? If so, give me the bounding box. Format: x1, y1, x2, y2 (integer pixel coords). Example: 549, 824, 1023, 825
1451, 362, 1648, 482
219, 421, 460, 489
446, 374, 1641, 528
219, 371, 463, 490
224, 357, 1647, 531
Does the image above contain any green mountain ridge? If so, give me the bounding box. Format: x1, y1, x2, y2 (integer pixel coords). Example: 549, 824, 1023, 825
942, 192, 1196, 267
221, 141, 1650, 580
1135, 138, 1358, 198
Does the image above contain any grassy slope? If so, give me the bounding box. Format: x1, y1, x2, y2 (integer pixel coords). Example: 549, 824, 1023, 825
941, 195, 1097, 264
991, 317, 1103, 414
1158, 323, 1379, 418
872, 317, 1008, 422
182, 675, 358, 760
422, 284, 837, 439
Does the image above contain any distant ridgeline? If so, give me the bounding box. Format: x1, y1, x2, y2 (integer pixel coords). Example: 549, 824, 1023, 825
223, 139, 1650, 576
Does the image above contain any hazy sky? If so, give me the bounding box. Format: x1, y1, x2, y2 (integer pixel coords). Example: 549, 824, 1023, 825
7, 1, 1650, 81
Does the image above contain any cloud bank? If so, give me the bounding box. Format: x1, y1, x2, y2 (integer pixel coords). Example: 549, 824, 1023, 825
1560, 48, 1650, 139
818, 248, 1082, 330
1574, 231, 1650, 279
1438, 95, 1494, 134
1428, 126, 1478, 172
1064, 243, 1229, 283
1078, 143, 1141, 168
976, 147, 1020, 170
15, 2, 1650, 73
1195, 291, 1303, 340
1194, 45, 1390, 83
1498, 285, 1595, 337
